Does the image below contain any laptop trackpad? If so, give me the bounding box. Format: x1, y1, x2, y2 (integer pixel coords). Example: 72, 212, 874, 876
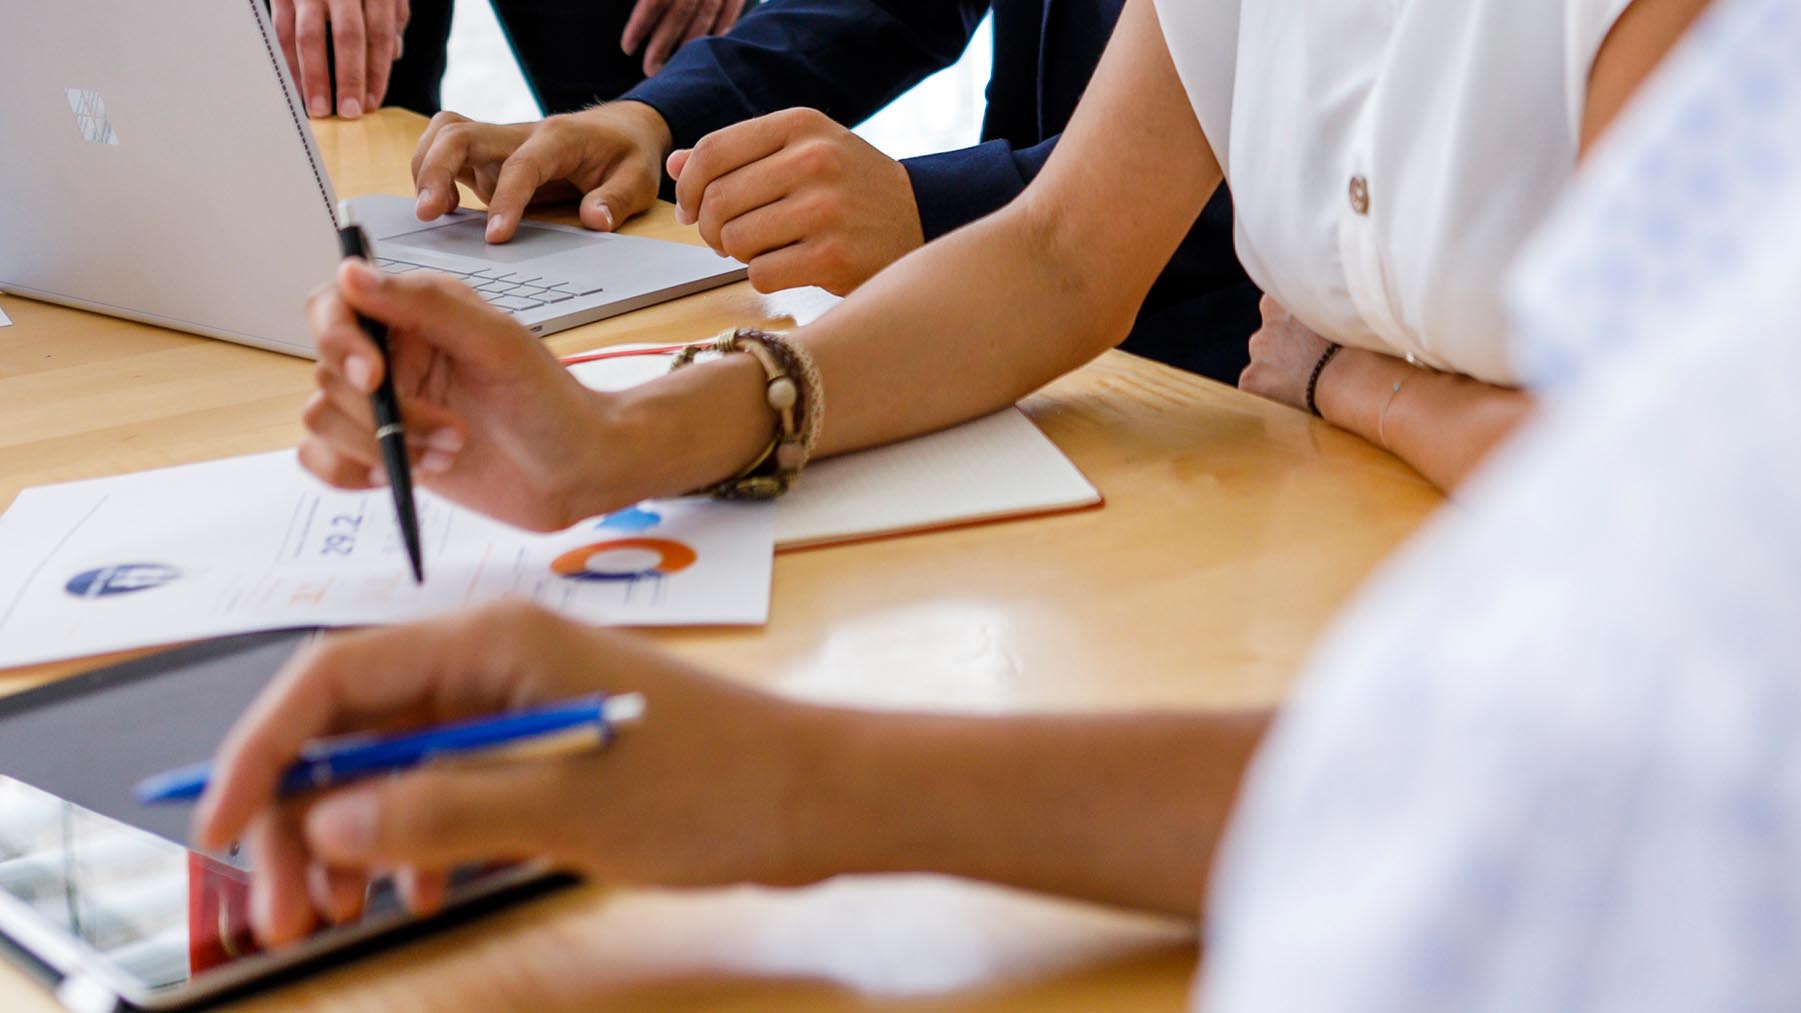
384, 218, 597, 264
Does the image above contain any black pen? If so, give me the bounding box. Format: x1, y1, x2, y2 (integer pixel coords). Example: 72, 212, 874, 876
336, 203, 424, 584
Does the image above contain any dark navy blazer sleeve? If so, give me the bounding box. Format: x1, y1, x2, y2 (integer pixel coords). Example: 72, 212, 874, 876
619, 0, 989, 150
901, 134, 1056, 241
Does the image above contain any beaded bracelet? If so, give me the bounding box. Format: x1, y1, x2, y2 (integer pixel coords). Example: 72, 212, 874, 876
741, 330, 825, 467
668, 328, 823, 499
1305, 342, 1342, 417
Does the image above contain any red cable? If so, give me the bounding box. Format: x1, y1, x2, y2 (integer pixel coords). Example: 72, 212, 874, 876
557, 342, 693, 367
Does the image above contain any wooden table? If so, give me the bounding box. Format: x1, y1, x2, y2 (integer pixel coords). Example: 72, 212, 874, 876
0, 110, 1441, 1011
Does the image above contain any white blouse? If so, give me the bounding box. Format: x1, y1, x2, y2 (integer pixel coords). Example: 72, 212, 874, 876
1151, 0, 1633, 385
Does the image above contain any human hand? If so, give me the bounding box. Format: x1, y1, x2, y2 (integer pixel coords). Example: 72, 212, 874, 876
668, 109, 924, 296
1238, 295, 1336, 412
620, 0, 747, 77
194, 601, 813, 946
272, 0, 410, 120
300, 260, 638, 530
411, 104, 673, 243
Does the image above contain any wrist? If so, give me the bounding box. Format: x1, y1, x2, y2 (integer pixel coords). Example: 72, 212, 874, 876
544, 386, 644, 525
1312, 344, 1374, 431
581, 100, 675, 162
1303, 342, 1342, 416
889, 157, 926, 251
773, 704, 916, 885
762, 700, 854, 885
607, 351, 774, 499
1314, 346, 1419, 451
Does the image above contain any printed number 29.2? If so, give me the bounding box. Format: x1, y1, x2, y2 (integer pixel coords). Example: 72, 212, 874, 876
322, 513, 362, 556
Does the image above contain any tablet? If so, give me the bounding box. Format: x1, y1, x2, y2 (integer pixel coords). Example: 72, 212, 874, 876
0, 632, 568, 1010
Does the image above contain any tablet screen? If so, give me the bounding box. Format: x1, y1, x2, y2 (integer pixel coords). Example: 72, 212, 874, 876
0, 773, 546, 1008
0, 775, 222, 992
0, 632, 560, 1008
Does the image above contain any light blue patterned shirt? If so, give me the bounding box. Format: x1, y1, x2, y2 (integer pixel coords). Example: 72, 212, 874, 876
1201, 1, 1801, 1009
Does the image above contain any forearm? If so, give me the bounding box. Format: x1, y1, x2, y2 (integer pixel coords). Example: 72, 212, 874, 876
1317, 348, 1535, 491
613, 203, 1132, 488
785, 705, 1270, 916
804, 203, 1140, 456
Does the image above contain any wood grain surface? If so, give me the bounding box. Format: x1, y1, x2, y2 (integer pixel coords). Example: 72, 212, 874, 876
0, 110, 1441, 1011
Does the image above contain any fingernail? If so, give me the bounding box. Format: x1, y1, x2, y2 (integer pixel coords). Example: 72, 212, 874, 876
367, 465, 389, 487
597, 205, 615, 231
395, 868, 423, 912
309, 791, 378, 860
309, 94, 329, 118
420, 449, 455, 474
416, 188, 434, 216
190, 817, 213, 851
426, 427, 463, 452
675, 206, 693, 226
340, 97, 363, 120
345, 355, 375, 392
250, 877, 277, 942
485, 215, 507, 242
307, 865, 339, 923
189, 796, 216, 843
366, 92, 378, 111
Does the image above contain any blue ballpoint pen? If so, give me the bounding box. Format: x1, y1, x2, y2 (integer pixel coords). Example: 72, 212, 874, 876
134, 693, 646, 805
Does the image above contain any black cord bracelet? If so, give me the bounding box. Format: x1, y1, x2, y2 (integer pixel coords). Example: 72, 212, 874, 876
1305, 343, 1342, 417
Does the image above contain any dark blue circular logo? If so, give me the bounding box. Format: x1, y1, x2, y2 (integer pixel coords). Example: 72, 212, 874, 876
65, 564, 181, 599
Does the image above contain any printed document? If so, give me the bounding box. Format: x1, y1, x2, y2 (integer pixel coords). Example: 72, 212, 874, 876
0, 452, 773, 668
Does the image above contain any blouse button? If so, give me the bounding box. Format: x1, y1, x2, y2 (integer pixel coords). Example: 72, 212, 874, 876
1348, 175, 1371, 216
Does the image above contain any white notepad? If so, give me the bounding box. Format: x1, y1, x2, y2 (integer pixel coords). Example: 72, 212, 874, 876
569, 349, 1102, 550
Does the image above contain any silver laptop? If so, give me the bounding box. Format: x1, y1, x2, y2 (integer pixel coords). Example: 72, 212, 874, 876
0, 1, 746, 358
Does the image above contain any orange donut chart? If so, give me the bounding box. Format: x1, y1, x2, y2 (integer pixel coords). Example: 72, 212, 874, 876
551, 538, 698, 582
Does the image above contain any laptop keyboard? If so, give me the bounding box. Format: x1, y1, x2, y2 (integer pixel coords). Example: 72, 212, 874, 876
375, 257, 604, 316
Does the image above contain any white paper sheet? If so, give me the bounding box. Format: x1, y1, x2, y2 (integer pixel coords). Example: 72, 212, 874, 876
0, 301, 11, 327
0, 451, 773, 668
569, 351, 1100, 550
